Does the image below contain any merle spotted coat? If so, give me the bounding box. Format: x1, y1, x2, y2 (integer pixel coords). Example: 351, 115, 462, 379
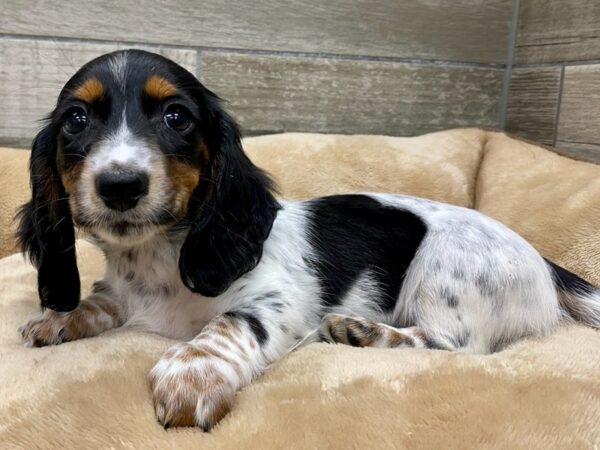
17, 50, 600, 430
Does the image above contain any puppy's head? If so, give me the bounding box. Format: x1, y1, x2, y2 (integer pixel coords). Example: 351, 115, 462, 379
17, 50, 279, 311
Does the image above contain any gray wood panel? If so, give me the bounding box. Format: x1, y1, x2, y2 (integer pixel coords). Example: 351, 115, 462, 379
0, 38, 196, 146
1, 0, 512, 63
515, 0, 600, 64
553, 141, 600, 164
556, 65, 600, 155
505, 67, 561, 145
201, 52, 504, 136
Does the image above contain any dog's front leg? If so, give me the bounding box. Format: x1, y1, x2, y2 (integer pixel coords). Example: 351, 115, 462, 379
19, 281, 124, 347
150, 309, 295, 430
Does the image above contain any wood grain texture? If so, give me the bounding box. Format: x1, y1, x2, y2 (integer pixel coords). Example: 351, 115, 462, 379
201, 52, 504, 136
552, 142, 600, 164
505, 67, 561, 144
515, 0, 600, 64
0, 38, 196, 146
556, 65, 600, 155
0, 0, 512, 63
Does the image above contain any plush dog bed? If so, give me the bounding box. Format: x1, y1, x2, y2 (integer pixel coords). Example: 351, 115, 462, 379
0, 129, 598, 449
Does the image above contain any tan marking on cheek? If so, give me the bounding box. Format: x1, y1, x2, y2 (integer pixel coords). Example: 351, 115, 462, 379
60, 162, 84, 195
144, 75, 177, 99
60, 161, 84, 221
167, 159, 201, 212
197, 141, 210, 163
73, 78, 104, 102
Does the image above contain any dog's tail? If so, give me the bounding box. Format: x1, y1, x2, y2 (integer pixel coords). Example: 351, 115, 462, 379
546, 259, 600, 328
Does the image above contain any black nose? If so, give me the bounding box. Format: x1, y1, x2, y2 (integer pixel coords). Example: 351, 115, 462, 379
95, 171, 149, 212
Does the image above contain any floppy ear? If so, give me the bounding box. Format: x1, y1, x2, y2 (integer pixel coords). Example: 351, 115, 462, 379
16, 125, 80, 311
179, 95, 280, 297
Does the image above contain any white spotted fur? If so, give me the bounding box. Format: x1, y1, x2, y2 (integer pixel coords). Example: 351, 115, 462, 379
23, 190, 598, 429
91, 194, 570, 354
22, 48, 599, 430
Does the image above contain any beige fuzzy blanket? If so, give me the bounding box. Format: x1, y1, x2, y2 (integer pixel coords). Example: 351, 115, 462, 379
0, 129, 599, 449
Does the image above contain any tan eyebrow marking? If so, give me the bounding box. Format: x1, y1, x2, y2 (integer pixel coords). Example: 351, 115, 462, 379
144, 75, 177, 99
73, 78, 105, 102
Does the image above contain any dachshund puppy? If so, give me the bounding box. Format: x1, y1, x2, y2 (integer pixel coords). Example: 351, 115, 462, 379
17, 50, 600, 430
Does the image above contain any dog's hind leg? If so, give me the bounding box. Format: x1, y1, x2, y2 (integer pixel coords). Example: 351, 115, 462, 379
318, 313, 455, 350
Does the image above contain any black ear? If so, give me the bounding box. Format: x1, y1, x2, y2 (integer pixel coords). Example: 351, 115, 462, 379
16, 125, 80, 311
179, 94, 280, 297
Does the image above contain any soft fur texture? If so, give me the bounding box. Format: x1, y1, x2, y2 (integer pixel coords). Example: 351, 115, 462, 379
22, 51, 600, 431
0, 128, 599, 448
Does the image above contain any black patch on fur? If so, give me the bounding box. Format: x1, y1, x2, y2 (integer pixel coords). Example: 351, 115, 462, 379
446, 293, 459, 308
252, 291, 284, 313
224, 310, 268, 345
489, 334, 519, 353
440, 286, 458, 308
125, 250, 136, 263
422, 335, 449, 350
545, 258, 600, 323
306, 195, 427, 310
92, 280, 112, 294
267, 301, 285, 313
451, 267, 465, 280
475, 272, 498, 298
545, 258, 597, 295
253, 291, 280, 302
345, 327, 362, 347
453, 329, 471, 348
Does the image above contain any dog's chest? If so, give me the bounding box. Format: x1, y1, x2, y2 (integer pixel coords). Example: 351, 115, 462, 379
103, 239, 233, 340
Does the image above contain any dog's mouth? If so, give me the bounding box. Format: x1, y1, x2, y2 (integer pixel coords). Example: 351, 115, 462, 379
111, 220, 159, 236
74, 208, 180, 241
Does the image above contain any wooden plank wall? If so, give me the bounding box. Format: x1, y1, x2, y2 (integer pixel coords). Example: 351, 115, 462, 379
506, 0, 600, 161
0, 0, 511, 147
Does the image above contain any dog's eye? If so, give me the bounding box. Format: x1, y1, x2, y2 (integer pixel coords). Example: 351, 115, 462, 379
63, 108, 88, 134
163, 105, 192, 132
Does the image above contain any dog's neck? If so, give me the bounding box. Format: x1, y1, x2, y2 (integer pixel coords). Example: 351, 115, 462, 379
90, 227, 187, 292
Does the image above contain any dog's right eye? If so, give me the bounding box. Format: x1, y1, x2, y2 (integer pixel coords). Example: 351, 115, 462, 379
163, 105, 192, 132
63, 108, 88, 134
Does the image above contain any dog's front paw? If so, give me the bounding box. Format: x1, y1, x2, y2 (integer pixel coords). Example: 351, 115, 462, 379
18, 310, 73, 347
150, 343, 237, 430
